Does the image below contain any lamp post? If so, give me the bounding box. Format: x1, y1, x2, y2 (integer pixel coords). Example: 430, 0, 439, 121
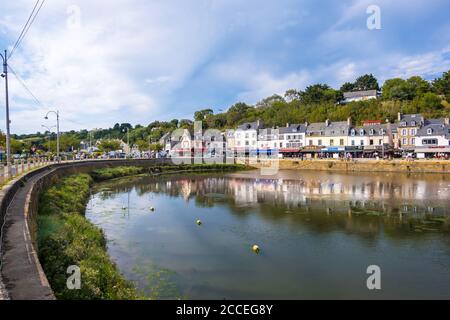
123, 127, 130, 157
1, 50, 11, 175
45, 110, 60, 162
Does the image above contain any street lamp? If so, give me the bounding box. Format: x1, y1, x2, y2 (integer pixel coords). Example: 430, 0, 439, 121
123, 127, 130, 157
1, 50, 11, 175
44, 110, 60, 162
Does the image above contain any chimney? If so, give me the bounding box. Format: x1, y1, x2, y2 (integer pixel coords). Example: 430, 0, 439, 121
347, 117, 352, 126
325, 119, 330, 127
444, 118, 449, 125
398, 112, 402, 121
286, 123, 290, 127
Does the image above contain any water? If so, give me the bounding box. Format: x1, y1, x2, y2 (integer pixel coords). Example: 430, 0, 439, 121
85, 170, 450, 299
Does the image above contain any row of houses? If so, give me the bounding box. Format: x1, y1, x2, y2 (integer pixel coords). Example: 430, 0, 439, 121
160, 113, 450, 159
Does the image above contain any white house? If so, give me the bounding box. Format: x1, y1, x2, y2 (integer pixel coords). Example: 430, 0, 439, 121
414, 118, 450, 158
277, 123, 307, 156
342, 90, 379, 104
234, 120, 263, 155
257, 127, 280, 157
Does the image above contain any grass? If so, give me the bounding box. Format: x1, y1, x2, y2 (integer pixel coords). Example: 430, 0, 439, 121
38, 174, 139, 300
37, 163, 249, 300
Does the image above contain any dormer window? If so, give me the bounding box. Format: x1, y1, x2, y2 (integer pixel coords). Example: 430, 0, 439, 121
401, 122, 407, 127
411, 121, 416, 126
359, 129, 365, 136
369, 129, 375, 135
351, 129, 356, 136
427, 128, 433, 135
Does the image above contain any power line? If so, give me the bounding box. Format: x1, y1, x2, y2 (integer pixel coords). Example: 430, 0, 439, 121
8, 0, 46, 59
7, 64, 45, 108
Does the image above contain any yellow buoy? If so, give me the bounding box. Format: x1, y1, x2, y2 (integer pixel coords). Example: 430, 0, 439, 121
196, 219, 202, 226
252, 245, 260, 254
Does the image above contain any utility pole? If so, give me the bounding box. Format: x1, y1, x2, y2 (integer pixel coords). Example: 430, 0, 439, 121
1, 50, 11, 175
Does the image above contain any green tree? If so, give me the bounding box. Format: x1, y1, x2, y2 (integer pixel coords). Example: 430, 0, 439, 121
353, 74, 379, 91
340, 82, 355, 92
433, 70, 450, 101
135, 139, 149, 151
194, 109, 214, 121
149, 143, 163, 152
98, 140, 121, 152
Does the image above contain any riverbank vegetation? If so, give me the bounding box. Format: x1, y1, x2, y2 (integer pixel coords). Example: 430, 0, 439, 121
38, 174, 138, 299
38, 163, 248, 299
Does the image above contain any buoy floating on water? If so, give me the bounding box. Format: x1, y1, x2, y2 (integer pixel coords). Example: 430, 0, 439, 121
150, 207, 155, 212
196, 219, 202, 226
252, 245, 260, 254
121, 206, 127, 210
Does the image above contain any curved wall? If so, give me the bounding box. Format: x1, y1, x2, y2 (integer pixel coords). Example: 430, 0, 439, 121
0, 159, 167, 300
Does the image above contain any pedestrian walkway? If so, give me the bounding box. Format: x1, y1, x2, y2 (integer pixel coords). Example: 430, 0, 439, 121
0, 168, 54, 300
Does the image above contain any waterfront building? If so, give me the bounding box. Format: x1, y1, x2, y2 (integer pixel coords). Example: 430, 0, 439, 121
396, 113, 424, 152
257, 127, 279, 156
276, 123, 307, 157
349, 121, 394, 157
169, 128, 193, 157
414, 118, 450, 158
305, 118, 352, 158
234, 120, 263, 156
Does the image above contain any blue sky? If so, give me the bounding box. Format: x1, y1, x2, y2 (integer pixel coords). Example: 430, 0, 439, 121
0, 0, 450, 133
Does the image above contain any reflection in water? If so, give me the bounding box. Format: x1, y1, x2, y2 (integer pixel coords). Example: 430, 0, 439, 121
86, 170, 450, 299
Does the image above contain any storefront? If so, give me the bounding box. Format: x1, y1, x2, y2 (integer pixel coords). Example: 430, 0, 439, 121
415, 146, 450, 159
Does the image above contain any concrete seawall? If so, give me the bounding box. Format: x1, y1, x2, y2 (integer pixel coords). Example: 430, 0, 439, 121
251, 159, 450, 174
0, 159, 167, 300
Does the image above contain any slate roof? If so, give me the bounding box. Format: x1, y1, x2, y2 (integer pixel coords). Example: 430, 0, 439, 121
278, 124, 307, 134
306, 121, 350, 136
398, 114, 424, 127
237, 121, 263, 131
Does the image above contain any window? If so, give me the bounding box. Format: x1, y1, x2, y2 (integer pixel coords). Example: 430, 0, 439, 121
427, 128, 433, 135
410, 129, 416, 135
379, 139, 382, 145
411, 121, 416, 126
402, 129, 407, 135
340, 139, 344, 146
351, 129, 356, 136
309, 140, 313, 146
330, 139, 334, 146
370, 139, 374, 145
411, 138, 415, 145
351, 140, 355, 146
400, 122, 406, 127
280, 142, 283, 148
369, 129, 375, 135
360, 140, 364, 146
318, 139, 322, 146
245, 133, 249, 139
360, 130, 364, 136
402, 138, 407, 145
423, 139, 437, 145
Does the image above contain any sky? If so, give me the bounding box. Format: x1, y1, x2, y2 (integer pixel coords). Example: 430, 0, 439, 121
0, 0, 450, 134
